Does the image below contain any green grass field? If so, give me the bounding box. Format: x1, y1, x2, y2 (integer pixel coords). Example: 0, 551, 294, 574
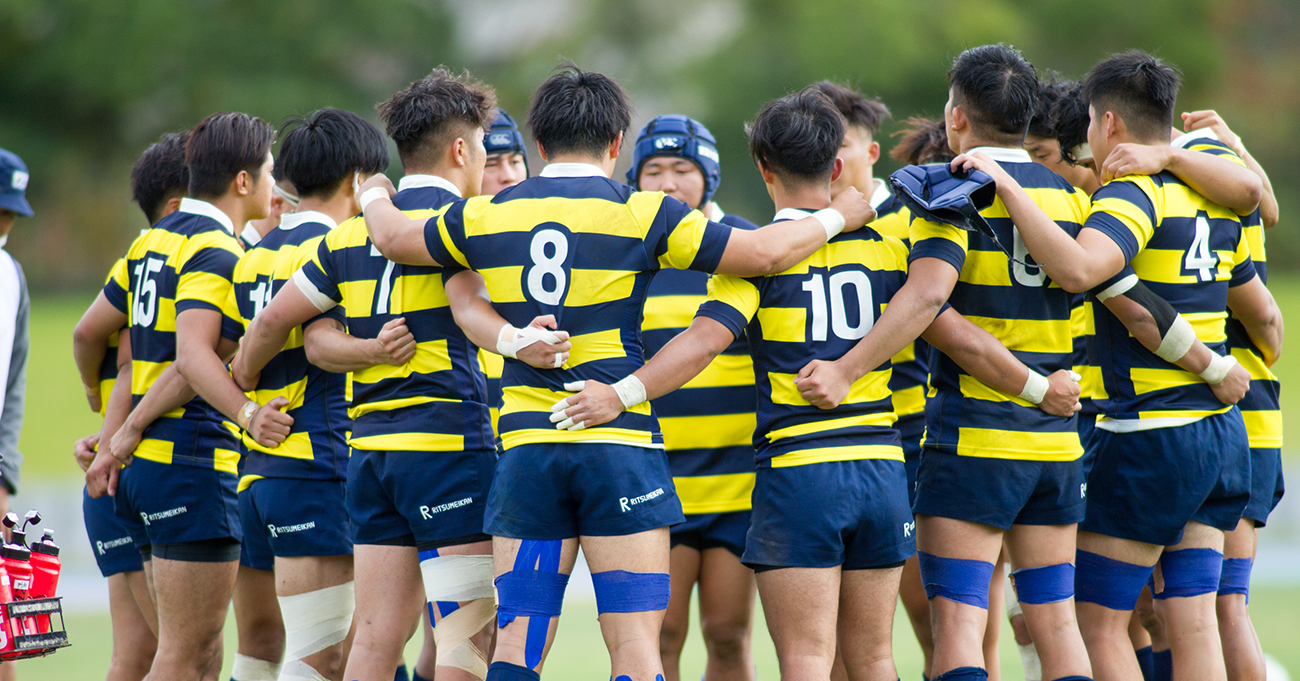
12, 284, 1300, 679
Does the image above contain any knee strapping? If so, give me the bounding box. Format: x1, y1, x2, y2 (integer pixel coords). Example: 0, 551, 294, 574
591, 570, 671, 613
279, 658, 331, 681
1217, 557, 1252, 600
1155, 548, 1222, 600
917, 552, 995, 608
421, 551, 497, 679
1074, 550, 1152, 611
495, 540, 567, 670
1005, 570, 1023, 619
277, 581, 355, 674
231, 653, 281, 681
1012, 563, 1075, 605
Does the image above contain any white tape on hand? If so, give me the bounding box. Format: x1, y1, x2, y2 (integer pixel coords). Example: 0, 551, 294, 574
1019, 369, 1049, 405
496, 324, 563, 360
813, 208, 846, 240
358, 186, 391, 213
1199, 353, 1238, 385
1069, 371, 1082, 382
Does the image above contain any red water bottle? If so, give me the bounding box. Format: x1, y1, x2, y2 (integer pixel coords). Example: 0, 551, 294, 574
0, 561, 14, 656
28, 530, 59, 633
2, 538, 36, 636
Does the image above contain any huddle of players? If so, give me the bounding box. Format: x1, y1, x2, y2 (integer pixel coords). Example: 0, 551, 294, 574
66, 41, 1281, 681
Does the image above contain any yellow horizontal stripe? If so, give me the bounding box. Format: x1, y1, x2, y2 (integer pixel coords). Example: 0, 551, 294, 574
966, 315, 1072, 354
892, 385, 926, 418
961, 250, 1012, 286
682, 353, 753, 389
460, 193, 656, 239
242, 430, 313, 459
1184, 312, 1228, 344
349, 431, 465, 452
327, 218, 371, 249
566, 328, 625, 369
1075, 364, 1107, 400
392, 272, 450, 312
338, 279, 377, 317
770, 444, 903, 468
353, 340, 451, 384
643, 295, 702, 331
911, 218, 966, 250
1161, 183, 1240, 220
1229, 347, 1276, 382
1130, 367, 1202, 395
177, 271, 234, 307
479, 266, 526, 304
659, 413, 756, 451
1131, 248, 1238, 285
891, 342, 916, 364
348, 394, 457, 418
214, 448, 239, 475
1071, 300, 1094, 337
954, 428, 1082, 461
756, 306, 806, 344
660, 206, 712, 271
1241, 409, 1282, 449
958, 374, 1034, 406
500, 427, 661, 450
249, 376, 308, 412
1245, 224, 1266, 263
781, 238, 908, 276
870, 209, 910, 241
134, 438, 174, 465
237, 474, 265, 494
479, 349, 504, 379
674, 473, 755, 514
566, 268, 635, 307
502, 384, 652, 419
769, 368, 890, 407
1132, 407, 1231, 420
766, 411, 896, 443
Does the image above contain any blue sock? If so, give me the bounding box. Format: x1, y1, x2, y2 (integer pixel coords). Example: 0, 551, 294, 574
412, 669, 432, 681
487, 661, 542, 681
1050, 677, 1094, 681
1136, 646, 1154, 681
1153, 649, 1172, 681
933, 667, 988, 681
393, 663, 410, 681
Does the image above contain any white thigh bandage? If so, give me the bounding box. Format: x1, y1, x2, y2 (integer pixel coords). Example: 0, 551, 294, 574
279, 658, 331, 681
232, 653, 281, 681
421, 554, 497, 679
277, 581, 355, 674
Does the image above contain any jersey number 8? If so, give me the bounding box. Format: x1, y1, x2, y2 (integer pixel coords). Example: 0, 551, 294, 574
527, 229, 569, 305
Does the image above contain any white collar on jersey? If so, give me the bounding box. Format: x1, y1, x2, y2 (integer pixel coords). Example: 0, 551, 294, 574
966, 146, 1032, 164
178, 197, 235, 235
706, 202, 726, 221
1170, 128, 1218, 151
539, 162, 607, 178
397, 174, 463, 197
773, 207, 815, 221
239, 222, 262, 246
278, 210, 338, 232
868, 177, 892, 210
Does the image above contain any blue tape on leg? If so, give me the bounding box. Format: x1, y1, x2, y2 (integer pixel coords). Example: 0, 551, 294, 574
591, 570, 671, 613
1155, 548, 1222, 600
1217, 557, 1252, 601
1011, 562, 1075, 604
497, 540, 566, 670
1074, 550, 1153, 610
917, 551, 995, 609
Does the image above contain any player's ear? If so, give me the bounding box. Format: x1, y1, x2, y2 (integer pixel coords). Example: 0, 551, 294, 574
163, 196, 183, 218
536, 140, 549, 162
868, 140, 880, 165
452, 137, 468, 168
608, 131, 624, 161
756, 159, 776, 186
1105, 111, 1119, 141
830, 157, 844, 183
950, 105, 968, 133
233, 169, 251, 197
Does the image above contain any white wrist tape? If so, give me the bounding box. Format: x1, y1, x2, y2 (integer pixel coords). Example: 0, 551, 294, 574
813, 208, 846, 240
278, 581, 355, 669
1200, 353, 1238, 385
1155, 315, 1197, 363
1019, 369, 1049, 405
496, 324, 565, 366
358, 186, 390, 213
612, 375, 647, 410
231, 653, 281, 681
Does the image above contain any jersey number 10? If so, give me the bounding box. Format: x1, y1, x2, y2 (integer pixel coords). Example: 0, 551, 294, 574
802, 271, 875, 342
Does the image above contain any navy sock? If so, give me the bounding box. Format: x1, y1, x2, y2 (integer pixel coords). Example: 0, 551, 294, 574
1136, 645, 1154, 681
1153, 649, 1172, 681
393, 663, 410, 681
487, 661, 542, 681
933, 667, 988, 681
412, 669, 433, 681
1050, 677, 1094, 681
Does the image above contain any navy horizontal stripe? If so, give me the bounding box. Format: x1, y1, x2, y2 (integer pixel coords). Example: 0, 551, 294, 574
668, 445, 757, 478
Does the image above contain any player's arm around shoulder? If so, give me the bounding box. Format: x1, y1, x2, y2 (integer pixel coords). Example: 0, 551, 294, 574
356, 174, 441, 267
714, 187, 875, 277
1229, 274, 1284, 367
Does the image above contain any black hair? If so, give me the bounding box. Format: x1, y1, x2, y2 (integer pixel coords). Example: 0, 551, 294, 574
131, 131, 190, 224
1081, 50, 1181, 142
278, 108, 390, 199
889, 117, 954, 165
748, 87, 846, 186
185, 112, 276, 199
1052, 82, 1092, 165
377, 67, 497, 170
949, 44, 1039, 144
811, 81, 891, 137
1028, 73, 1075, 139
528, 62, 632, 157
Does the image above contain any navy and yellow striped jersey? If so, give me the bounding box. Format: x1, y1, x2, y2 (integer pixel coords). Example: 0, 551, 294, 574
909, 147, 1088, 461
1084, 169, 1254, 430
226, 212, 349, 489
99, 259, 127, 419
643, 210, 759, 514
699, 208, 907, 468
101, 198, 243, 473
422, 163, 733, 451
1071, 293, 1104, 422
478, 349, 504, 434
1172, 130, 1280, 448
868, 181, 929, 425
296, 175, 491, 453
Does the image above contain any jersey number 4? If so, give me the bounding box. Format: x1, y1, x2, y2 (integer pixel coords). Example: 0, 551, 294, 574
132, 256, 165, 328
1185, 215, 1219, 282
802, 271, 874, 341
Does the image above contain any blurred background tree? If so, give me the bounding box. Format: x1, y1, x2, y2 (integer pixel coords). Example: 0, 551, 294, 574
1, 0, 1296, 291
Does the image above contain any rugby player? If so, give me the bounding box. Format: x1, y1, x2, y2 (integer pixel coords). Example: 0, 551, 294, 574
224, 108, 393, 681
955, 52, 1280, 681
70, 131, 191, 681
627, 114, 761, 681
239, 165, 298, 251
82, 112, 292, 681
229, 72, 565, 681
551, 86, 1084, 681
359, 64, 878, 681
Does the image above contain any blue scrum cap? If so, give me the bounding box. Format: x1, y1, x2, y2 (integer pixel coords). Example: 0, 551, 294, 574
626, 115, 721, 208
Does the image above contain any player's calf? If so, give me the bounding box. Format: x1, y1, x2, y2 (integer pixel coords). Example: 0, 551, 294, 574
488, 537, 577, 680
